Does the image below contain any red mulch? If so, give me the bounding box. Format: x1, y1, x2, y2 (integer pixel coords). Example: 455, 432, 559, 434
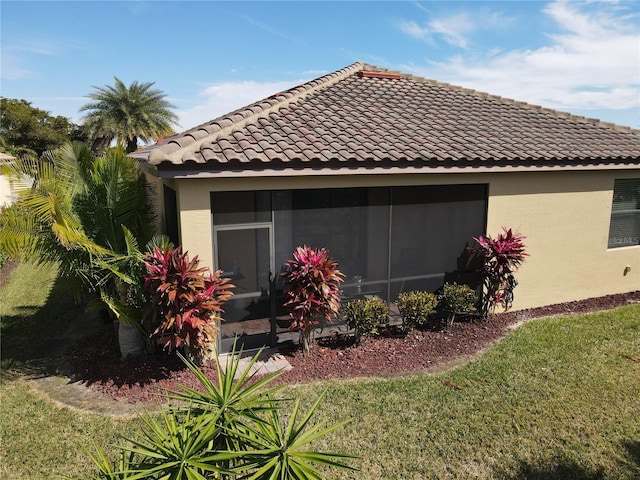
64, 291, 640, 405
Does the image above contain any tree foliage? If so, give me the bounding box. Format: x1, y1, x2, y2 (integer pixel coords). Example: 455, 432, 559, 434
0, 97, 84, 159
0, 143, 156, 312
80, 78, 178, 153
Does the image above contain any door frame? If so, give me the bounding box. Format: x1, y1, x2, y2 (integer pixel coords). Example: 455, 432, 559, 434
212, 222, 275, 351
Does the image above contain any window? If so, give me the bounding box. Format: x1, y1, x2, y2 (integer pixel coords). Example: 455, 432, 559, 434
163, 185, 179, 246
608, 178, 640, 248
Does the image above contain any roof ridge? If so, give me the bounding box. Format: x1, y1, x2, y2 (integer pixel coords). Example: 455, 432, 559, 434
149, 62, 366, 164
395, 70, 639, 135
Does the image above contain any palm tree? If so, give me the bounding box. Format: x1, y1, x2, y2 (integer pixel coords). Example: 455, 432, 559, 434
0, 143, 159, 357
80, 78, 178, 153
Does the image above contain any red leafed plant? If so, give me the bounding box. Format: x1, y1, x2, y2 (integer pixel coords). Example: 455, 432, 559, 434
143, 246, 234, 358
281, 245, 344, 353
471, 227, 528, 318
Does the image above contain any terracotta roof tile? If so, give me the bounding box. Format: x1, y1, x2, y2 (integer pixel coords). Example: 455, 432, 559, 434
135, 62, 640, 171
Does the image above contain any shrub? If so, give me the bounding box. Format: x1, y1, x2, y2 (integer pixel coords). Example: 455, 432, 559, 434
470, 228, 528, 318
342, 296, 389, 343
438, 282, 477, 327
396, 291, 438, 331
143, 245, 234, 359
281, 245, 344, 353
83, 346, 358, 479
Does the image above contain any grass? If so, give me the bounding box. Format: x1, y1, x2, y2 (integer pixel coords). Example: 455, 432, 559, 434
1, 262, 639, 479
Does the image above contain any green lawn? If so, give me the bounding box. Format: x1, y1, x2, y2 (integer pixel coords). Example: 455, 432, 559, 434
1, 263, 639, 479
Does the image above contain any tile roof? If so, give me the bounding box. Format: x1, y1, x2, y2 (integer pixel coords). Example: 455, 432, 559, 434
133, 62, 640, 173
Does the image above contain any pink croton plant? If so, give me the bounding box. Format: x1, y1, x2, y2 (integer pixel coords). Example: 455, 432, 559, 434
472, 228, 528, 318
143, 246, 234, 358
281, 245, 344, 353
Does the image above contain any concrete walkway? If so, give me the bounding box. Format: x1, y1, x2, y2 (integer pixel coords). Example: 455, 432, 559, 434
27, 348, 292, 417
218, 348, 293, 380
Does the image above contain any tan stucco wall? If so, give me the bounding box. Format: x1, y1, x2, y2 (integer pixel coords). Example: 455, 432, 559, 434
0, 174, 16, 206
486, 169, 639, 309
170, 169, 640, 311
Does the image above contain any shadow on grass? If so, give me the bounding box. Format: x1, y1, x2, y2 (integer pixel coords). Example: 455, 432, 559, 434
1, 273, 87, 373
1, 272, 187, 389
506, 461, 606, 480
623, 440, 640, 471
503, 444, 640, 480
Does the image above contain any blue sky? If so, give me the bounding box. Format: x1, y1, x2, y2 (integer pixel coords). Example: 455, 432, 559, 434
1, 1, 639, 131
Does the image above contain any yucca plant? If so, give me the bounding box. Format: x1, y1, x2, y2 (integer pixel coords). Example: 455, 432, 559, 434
281, 245, 344, 353
144, 245, 234, 360
82, 346, 358, 479
236, 393, 357, 479
471, 227, 528, 318
165, 346, 285, 454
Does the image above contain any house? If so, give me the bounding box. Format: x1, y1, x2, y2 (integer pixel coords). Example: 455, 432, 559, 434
132, 62, 640, 351
0, 152, 18, 207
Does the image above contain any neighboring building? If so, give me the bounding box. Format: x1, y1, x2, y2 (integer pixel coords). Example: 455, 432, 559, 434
133, 62, 640, 351
0, 152, 18, 207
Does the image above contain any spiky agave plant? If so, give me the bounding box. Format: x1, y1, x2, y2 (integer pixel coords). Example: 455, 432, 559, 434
281, 245, 344, 353
472, 227, 528, 318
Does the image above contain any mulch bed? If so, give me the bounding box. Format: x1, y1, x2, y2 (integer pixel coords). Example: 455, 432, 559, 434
64, 291, 640, 404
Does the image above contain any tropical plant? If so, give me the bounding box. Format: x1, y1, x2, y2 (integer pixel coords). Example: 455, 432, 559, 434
471, 228, 528, 318
143, 245, 234, 359
83, 347, 357, 479
438, 282, 477, 328
281, 245, 345, 353
0, 143, 158, 356
342, 296, 389, 343
80, 78, 178, 153
395, 291, 438, 331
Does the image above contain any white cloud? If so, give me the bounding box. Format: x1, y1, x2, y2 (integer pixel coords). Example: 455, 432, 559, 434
397, 19, 432, 42
1, 36, 89, 81
429, 13, 475, 48
176, 79, 305, 130
0, 51, 36, 80
398, 8, 512, 48
0, 39, 58, 80
400, 1, 640, 122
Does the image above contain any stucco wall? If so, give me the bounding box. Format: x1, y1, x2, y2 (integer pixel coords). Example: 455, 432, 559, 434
0, 174, 16, 206
170, 169, 639, 311
486, 169, 639, 309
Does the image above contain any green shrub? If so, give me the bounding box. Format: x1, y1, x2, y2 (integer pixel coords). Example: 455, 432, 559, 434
396, 291, 438, 331
438, 282, 477, 327
343, 296, 389, 343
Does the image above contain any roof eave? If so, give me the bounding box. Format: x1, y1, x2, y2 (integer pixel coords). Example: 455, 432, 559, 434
154, 159, 640, 179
